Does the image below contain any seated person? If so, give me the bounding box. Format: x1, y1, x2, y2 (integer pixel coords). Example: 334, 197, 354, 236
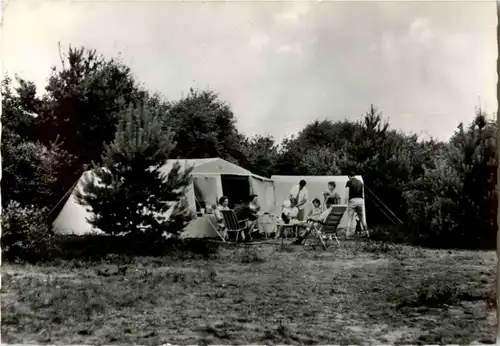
298, 198, 323, 235
276, 198, 300, 239
281, 197, 299, 224
248, 194, 260, 219
232, 200, 250, 241
214, 196, 230, 239
247, 194, 261, 237
312, 197, 336, 222
232, 197, 261, 241
295, 197, 335, 245
233, 200, 248, 221
309, 198, 323, 218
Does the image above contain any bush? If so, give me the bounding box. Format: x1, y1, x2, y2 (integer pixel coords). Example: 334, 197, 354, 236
1, 201, 54, 262
395, 279, 460, 309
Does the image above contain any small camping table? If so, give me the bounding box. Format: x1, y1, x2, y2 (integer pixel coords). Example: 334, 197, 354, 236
273, 218, 308, 239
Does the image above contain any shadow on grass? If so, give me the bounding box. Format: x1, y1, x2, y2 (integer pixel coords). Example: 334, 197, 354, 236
7, 234, 223, 265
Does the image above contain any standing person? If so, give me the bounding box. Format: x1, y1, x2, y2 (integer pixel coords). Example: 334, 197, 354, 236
323, 181, 341, 206
289, 179, 309, 222
345, 173, 369, 237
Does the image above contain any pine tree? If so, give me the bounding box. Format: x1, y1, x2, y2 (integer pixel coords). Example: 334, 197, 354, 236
75, 104, 193, 238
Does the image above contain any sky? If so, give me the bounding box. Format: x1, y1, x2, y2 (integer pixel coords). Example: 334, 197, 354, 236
2, 0, 497, 142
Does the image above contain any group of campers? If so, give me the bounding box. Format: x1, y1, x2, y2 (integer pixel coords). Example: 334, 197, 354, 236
213, 173, 369, 242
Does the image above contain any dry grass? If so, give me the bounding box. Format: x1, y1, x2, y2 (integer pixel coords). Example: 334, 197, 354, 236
1, 240, 496, 345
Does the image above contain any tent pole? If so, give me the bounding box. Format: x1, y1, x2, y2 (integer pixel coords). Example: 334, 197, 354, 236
364, 185, 403, 225
367, 196, 398, 226
47, 174, 82, 221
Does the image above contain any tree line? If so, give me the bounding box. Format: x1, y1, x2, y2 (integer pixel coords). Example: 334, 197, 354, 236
2, 46, 497, 261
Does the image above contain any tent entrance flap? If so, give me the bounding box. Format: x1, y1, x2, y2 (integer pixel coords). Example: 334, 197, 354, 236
221, 175, 250, 208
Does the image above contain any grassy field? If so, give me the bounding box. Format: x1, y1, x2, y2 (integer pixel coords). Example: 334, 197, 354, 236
1, 239, 497, 345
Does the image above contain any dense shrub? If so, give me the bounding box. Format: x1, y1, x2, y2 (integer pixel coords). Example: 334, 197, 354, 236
1, 201, 54, 262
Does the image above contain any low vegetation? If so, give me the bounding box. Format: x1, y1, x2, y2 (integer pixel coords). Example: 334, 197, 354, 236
1, 240, 496, 345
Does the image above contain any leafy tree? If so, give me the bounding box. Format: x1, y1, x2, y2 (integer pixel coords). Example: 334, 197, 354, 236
298, 146, 343, 176
402, 110, 497, 248
167, 88, 245, 163
298, 119, 358, 150
240, 135, 279, 177
402, 147, 462, 246
1, 76, 69, 209
452, 111, 496, 247
76, 104, 193, 238
2, 75, 41, 141
39, 46, 139, 164
2, 130, 64, 208
274, 120, 359, 175
37, 46, 142, 206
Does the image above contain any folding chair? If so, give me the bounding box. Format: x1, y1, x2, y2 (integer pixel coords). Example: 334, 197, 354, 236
221, 210, 249, 242
304, 206, 343, 250
320, 206, 344, 246
301, 221, 328, 250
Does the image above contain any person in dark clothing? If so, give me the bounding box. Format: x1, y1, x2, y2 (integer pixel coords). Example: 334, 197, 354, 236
233, 201, 248, 221
233, 196, 260, 241
345, 173, 368, 236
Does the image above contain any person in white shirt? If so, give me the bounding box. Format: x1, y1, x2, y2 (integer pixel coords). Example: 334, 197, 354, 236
214, 196, 230, 239
288, 180, 308, 221
281, 198, 299, 222
275, 198, 299, 238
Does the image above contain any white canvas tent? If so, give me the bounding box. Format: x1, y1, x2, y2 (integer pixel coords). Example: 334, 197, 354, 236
52, 158, 276, 238
271, 175, 367, 231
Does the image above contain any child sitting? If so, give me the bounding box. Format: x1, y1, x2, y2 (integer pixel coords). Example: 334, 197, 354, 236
295, 198, 334, 245
309, 198, 322, 219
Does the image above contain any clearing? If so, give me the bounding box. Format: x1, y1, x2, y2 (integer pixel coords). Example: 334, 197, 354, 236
1, 240, 496, 345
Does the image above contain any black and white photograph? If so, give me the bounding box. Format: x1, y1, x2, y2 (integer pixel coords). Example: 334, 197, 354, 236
1, 0, 498, 344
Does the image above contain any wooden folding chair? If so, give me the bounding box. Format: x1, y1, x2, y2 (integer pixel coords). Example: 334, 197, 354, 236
221, 210, 249, 242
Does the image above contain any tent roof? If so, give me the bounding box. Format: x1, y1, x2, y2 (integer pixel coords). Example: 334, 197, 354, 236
160, 158, 218, 173
160, 157, 271, 181
271, 175, 364, 183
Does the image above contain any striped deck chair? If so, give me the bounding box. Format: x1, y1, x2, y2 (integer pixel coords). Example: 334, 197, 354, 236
221, 209, 249, 242
304, 206, 344, 249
